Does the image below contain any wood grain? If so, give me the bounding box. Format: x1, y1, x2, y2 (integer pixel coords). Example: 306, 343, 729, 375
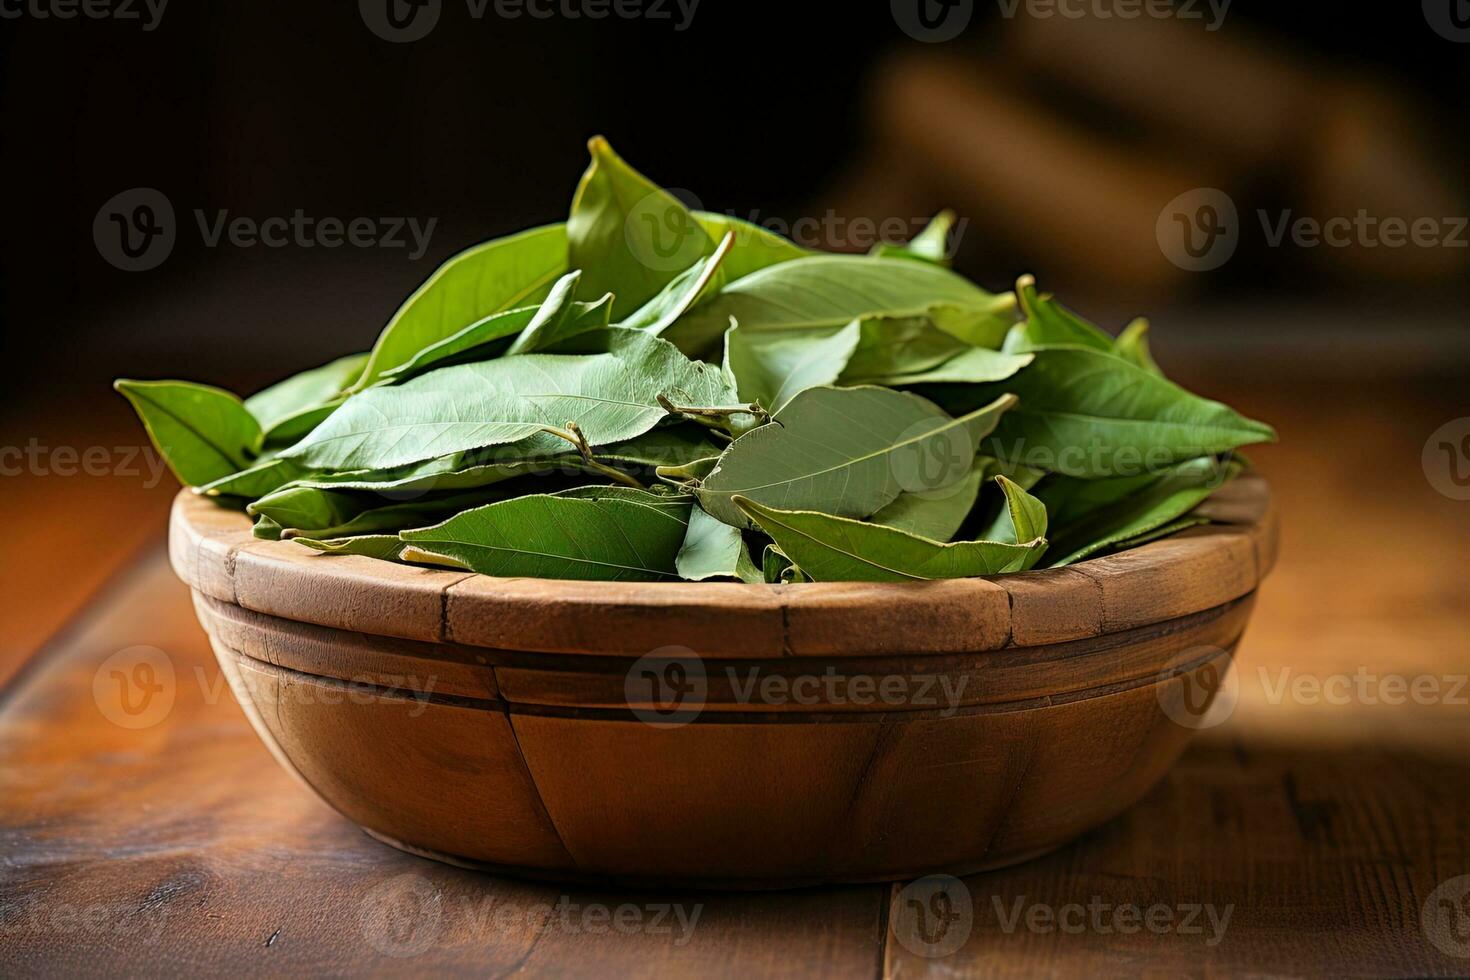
171, 478, 1272, 656
0, 554, 890, 976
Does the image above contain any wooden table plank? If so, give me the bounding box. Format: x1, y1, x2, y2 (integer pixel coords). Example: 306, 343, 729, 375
0, 401, 179, 691
0, 553, 889, 977
882, 735, 1470, 977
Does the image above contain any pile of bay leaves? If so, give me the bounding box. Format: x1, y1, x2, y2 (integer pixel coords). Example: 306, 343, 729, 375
116, 138, 1274, 583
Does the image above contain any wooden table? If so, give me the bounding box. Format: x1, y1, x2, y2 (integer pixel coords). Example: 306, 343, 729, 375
4, 373, 1469, 977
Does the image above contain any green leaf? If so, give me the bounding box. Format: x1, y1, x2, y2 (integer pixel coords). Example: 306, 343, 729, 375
929, 299, 1018, 349
736, 497, 1042, 582
697, 386, 1016, 528
986, 475, 1049, 551
1114, 317, 1163, 376
985, 454, 1047, 490
199, 457, 310, 499
1045, 457, 1243, 566
692, 211, 810, 281
1005, 275, 1114, 354
355, 223, 568, 388
568, 136, 716, 319
252, 513, 283, 540
723, 320, 861, 412
250, 486, 507, 539
279, 424, 722, 497
840, 316, 968, 382
967, 347, 1276, 477
675, 506, 748, 581
245, 353, 367, 445
857, 346, 1033, 386
1110, 515, 1210, 552
281, 329, 737, 472
114, 379, 262, 487
761, 544, 808, 584
399, 487, 692, 580
293, 535, 407, 562
620, 233, 733, 335
656, 454, 721, 488
734, 541, 765, 583
661, 254, 1003, 355
869, 210, 955, 265
504, 271, 615, 356
869, 458, 985, 543
1032, 470, 1162, 528
379, 307, 538, 383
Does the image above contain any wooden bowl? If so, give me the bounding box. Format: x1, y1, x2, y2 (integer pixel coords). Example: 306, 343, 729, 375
171, 477, 1277, 889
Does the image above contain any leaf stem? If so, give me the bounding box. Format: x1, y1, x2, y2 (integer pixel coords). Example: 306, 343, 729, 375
657, 394, 769, 433
543, 422, 646, 490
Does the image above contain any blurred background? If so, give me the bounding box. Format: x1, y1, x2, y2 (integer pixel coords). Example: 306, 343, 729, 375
2, 1, 1468, 688
3, 1, 1468, 395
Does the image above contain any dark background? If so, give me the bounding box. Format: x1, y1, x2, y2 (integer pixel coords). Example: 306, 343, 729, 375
2, 1, 1467, 408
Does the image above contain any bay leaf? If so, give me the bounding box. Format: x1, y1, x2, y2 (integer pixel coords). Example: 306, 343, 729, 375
1004, 275, 1114, 353
504, 270, 616, 356
199, 457, 310, 499
252, 513, 283, 540
568, 136, 715, 319
1114, 317, 1163, 376
965, 347, 1275, 478
661, 254, 1004, 355
620, 232, 733, 335
281, 329, 737, 472
723, 320, 861, 413
698, 385, 1015, 528
1044, 457, 1243, 566
988, 475, 1049, 548
378, 306, 537, 383
293, 535, 407, 562
355, 222, 567, 388
251, 485, 510, 539
674, 506, 747, 581
869, 458, 985, 543
859, 346, 1033, 386
929, 298, 1019, 348
399, 487, 692, 580
839, 316, 968, 382
761, 544, 808, 584
869, 210, 955, 265
245, 353, 367, 445
692, 211, 810, 281
115, 379, 262, 486
736, 497, 1042, 582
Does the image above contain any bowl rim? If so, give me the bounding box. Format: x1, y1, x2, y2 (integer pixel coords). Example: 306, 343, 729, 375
170, 474, 1276, 658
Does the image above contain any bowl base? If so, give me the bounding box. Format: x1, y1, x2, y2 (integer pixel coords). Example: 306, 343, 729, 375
360, 826, 1067, 891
